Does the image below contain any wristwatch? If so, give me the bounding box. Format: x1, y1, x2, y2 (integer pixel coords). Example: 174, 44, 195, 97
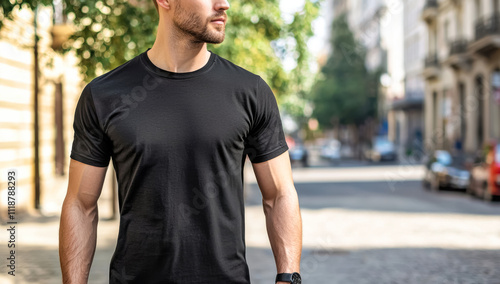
275, 272, 301, 284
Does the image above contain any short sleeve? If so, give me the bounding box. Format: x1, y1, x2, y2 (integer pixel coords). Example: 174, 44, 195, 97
70, 83, 112, 167
243, 77, 289, 163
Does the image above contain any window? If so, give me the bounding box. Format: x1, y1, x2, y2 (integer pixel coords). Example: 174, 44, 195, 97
456, 10, 463, 37
444, 20, 449, 44
433, 91, 438, 132
476, 75, 484, 148
475, 0, 482, 21
54, 82, 65, 176
459, 83, 466, 144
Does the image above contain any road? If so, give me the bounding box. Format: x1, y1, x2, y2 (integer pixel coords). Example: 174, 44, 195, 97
245, 155, 500, 284
2, 155, 500, 283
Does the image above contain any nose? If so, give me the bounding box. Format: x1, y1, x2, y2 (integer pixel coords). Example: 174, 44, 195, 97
214, 0, 230, 11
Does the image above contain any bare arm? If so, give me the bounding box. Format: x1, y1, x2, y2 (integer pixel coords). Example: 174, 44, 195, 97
59, 158, 108, 284
252, 150, 302, 283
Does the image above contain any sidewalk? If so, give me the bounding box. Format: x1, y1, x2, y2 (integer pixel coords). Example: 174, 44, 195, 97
0, 160, 266, 284
0, 174, 274, 283
3, 163, 500, 283
0, 208, 279, 284
0, 212, 119, 284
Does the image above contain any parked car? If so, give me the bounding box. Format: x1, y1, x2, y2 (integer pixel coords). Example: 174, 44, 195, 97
286, 136, 309, 167
320, 139, 341, 164
468, 143, 500, 201
365, 137, 397, 162
422, 150, 470, 191
289, 143, 309, 167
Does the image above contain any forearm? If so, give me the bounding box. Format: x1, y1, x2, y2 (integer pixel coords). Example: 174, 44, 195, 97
263, 188, 302, 275
59, 197, 99, 284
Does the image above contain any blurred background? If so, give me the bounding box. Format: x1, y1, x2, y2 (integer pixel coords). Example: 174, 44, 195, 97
1, 0, 500, 283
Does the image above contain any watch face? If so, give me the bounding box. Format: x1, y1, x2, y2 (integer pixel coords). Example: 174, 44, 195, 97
292, 273, 301, 284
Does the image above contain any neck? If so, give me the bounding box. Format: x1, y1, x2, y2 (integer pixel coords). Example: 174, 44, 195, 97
148, 18, 210, 73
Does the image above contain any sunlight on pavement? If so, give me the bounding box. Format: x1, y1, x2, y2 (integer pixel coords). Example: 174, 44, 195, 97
246, 165, 426, 184
245, 206, 500, 250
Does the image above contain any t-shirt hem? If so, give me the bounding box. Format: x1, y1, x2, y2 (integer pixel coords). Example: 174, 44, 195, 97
70, 152, 109, 167
250, 144, 289, 163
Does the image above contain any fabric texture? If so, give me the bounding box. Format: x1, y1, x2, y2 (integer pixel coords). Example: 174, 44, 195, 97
70, 48, 288, 283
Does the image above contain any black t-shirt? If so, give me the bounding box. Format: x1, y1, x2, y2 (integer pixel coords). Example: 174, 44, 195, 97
70, 48, 289, 283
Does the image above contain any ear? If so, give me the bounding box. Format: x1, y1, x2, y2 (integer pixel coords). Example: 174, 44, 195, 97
156, 0, 171, 10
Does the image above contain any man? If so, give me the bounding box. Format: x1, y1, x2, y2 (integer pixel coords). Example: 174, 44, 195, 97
59, 0, 302, 283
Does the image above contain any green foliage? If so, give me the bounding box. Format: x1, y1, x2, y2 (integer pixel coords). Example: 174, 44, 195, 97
286, 0, 320, 90
311, 13, 380, 129
1, 0, 320, 100
62, 0, 158, 80
280, 0, 320, 120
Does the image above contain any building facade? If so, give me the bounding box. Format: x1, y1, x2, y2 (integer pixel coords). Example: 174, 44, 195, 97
0, 6, 116, 218
422, 0, 500, 154
390, 0, 427, 156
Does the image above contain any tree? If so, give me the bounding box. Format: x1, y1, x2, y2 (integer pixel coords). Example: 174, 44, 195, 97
311, 13, 379, 130
279, 0, 320, 132
1, 0, 319, 100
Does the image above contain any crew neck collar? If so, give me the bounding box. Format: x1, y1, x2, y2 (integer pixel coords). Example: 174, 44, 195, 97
140, 48, 217, 79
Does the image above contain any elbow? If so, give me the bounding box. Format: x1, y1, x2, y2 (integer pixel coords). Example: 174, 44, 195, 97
261, 186, 298, 213
62, 193, 98, 218
262, 197, 275, 214
261, 187, 279, 213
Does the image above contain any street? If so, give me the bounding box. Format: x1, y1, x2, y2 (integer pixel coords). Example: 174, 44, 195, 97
244, 155, 500, 284
2, 156, 500, 284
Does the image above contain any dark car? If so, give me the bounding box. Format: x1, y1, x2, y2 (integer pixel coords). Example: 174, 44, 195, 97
422, 150, 470, 191
285, 136, 309, 167
289, 143, 309, 167
468, 143, 500, 201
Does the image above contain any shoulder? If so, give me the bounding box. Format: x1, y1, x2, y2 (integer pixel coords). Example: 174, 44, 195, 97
83, 52, 148, 104
212, 54, 276, 106
212, 53, 262, 86
89, 54, 143, 88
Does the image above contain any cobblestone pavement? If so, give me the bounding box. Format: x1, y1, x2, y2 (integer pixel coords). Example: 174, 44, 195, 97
249, 247, 500, 284
246, 206, 500, 284
1, 163, 500, 284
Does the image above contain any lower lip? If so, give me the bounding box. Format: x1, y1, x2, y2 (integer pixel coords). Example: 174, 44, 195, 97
211, 20, 225, 25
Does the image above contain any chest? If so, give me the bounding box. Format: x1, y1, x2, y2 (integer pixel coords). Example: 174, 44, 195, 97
106, 88, 251, 160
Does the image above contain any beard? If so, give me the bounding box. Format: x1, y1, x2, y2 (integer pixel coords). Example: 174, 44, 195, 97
172, 2, 226, 44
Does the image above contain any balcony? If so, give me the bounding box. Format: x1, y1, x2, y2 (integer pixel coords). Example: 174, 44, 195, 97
469, 13, 500, 56
423, 54, 440, 80
445, 39, 471, 70
391, 97, 424, 111
450, 39, 468, 55
422, 0, 438, 23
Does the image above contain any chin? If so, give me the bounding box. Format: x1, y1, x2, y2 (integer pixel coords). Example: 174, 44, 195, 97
204, 32, 225, 44
206, 38, 225, 44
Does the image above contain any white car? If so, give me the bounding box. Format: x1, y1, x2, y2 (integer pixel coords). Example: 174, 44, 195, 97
366, 137, 397, 162
320, 139, 341, 164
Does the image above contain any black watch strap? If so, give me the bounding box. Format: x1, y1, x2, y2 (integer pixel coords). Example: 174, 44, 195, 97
275, 272, 301, 283
276, 273, 293, 283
